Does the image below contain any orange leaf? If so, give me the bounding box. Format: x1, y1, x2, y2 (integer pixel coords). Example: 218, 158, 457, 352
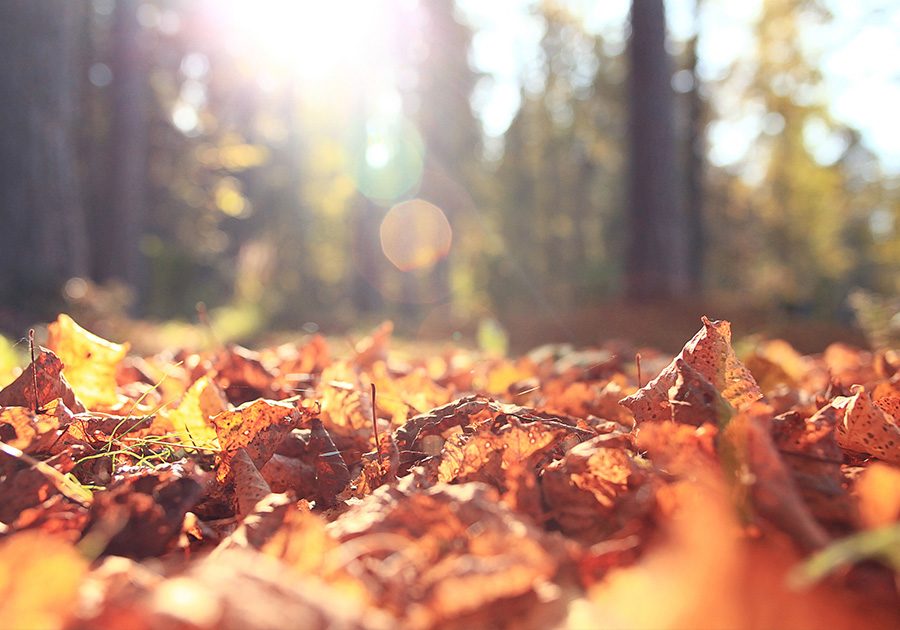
833, 386, 900, 464
213, 398, 304, 484
620, 317, 762, 424
854, 462, 900, 529
0, 531, 87, 630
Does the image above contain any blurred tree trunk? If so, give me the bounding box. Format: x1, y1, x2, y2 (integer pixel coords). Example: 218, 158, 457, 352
625, 0, 688, 300
413, 0, 481, 309
98, 0, 149, 308
0, 1, 89, 309
685, 0, 706, 293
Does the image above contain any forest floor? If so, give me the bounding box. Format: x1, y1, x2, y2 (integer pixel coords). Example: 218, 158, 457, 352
0, 312, 897, 629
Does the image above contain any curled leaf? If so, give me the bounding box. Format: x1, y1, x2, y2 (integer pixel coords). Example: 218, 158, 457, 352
833, 386, 900, 464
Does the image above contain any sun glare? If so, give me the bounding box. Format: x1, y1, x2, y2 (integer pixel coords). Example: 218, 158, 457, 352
219, 0, 396, 82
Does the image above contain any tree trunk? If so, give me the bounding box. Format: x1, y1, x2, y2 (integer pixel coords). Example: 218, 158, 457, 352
0, 1, 89, 311
685, 0, 706, 293
625, 0, 688, 300
98, 0, 149, 309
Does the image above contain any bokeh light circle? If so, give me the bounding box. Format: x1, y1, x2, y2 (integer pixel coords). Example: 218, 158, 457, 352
380, 199, 452, 271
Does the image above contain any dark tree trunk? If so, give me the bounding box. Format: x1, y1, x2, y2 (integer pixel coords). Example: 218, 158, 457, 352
351, 197, 383, 314
98, 0, 149, 308
625, 0, 688, 300
685, 0, 706, 293
0, 1, 89, 311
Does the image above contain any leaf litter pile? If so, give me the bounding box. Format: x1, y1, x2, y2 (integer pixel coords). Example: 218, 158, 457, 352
2, 314, 899, 629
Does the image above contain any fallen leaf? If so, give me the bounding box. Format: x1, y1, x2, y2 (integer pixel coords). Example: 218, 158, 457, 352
0, 531, 88, 630
833, 386, 900, 464
0, 348, 84, 412
46, 314, 129, 410
213, 398, 304, 484
620, 317, 762, 423
165, 375, 228, 450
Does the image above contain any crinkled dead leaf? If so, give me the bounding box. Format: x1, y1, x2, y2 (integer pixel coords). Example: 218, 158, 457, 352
261, 453, 317, 497
668, 358, 734, 427
308, 417, 351, 505
318, 363, 373, 431
329, 480, 562, 627
213, 398, 304, 484
542, 434, 653, 543
392, 395, 490, 456
620, 317, 762, 423
833, 386, 900, 464
771, 409, 852, 524
436, 418, 566, 492
215, 492, 294, 553
0, 404, 62, 453
0, 531, 88, 630
83, 462, 205, 558
0, 348, 84, 412
213, 344, 283, 405
46, 314, 128, 410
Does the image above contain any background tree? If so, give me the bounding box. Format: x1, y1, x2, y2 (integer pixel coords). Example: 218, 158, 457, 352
625, 0, 688, 300
0, 1, 90, 315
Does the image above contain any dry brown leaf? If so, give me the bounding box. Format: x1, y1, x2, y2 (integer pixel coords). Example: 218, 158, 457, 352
0, 348, 84, 413
833, 386, 900, 464
0, 405, 62, 453
328, 480, 562, 627
770, 409, 851, 524
620, 317, 762, 424
308, 417, 351, 505
84, 463, 205, 558
213, 398, 304, 484
542, 435, 653, 542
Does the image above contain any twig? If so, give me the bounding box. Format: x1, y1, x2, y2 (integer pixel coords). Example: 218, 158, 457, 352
635, 352, 643, 389
371, 383, 382, 465
28, 329, 40, 414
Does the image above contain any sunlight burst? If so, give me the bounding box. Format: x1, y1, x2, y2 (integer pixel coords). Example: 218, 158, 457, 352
219, 0, 396, 82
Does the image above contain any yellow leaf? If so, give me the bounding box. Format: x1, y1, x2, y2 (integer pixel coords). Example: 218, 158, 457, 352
165, 376, 227, 450
46, 314, 128, 410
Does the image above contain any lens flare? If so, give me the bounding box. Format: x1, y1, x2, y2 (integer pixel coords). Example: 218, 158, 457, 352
380, 199, 452, 271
